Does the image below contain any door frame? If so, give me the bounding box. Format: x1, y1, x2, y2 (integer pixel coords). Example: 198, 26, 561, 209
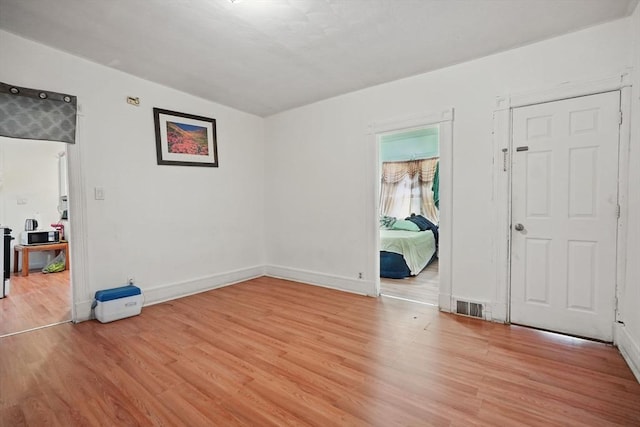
493, 72, 633, 326
366, 108, 453, 310
0, 112, 89, 323
66, 112, 90, 322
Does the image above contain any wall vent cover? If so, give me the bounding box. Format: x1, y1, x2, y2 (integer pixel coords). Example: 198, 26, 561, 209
456, 300, 469, 316
455, 300, 484, 319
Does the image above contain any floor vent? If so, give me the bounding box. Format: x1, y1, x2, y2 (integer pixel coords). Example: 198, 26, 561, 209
456, 300, 484, 319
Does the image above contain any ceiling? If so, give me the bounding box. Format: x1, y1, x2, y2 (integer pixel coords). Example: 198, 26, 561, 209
0, 0, 637, 116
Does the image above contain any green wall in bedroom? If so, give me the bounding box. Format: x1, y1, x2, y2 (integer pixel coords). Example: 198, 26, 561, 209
380, 127, 439, 162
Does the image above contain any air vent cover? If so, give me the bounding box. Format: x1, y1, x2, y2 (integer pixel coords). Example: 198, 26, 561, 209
455, 299, 484, 319
457, 300, 469, 316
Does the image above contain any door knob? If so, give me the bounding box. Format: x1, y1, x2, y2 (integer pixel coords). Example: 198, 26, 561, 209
514, 223, 525, 231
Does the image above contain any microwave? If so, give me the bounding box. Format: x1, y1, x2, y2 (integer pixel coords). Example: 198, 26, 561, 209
20, 230, 60, 245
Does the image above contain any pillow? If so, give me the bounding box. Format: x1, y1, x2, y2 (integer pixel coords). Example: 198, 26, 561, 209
405, 214, 437, 232
391, 219, 420, 232
379, 215, 397, 229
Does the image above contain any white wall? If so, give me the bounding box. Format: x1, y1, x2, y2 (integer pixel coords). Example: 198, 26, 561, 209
618, 2, 640, 380
1, 13, 638, 367
0, 30, 266, 317
0, 138, 65, 269
264, 18, 634, 301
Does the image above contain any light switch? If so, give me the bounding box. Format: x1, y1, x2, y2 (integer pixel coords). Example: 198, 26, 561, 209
94, 187, 105, 200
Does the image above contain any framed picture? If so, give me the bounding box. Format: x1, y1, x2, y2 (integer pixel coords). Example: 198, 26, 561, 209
153, 108, 218, 167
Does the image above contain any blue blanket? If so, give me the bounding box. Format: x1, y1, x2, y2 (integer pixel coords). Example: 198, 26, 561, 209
406, 214, 438, 246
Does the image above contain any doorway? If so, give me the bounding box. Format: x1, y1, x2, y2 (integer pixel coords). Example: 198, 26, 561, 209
0, 138, 72, 336
368, 108, 453, 310
509, 91, 621, 341
378, 126, 440, 305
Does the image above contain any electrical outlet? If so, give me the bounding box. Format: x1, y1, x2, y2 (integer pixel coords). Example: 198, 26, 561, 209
94, 187, 105, 200
127, 277, 135, 285
358, 272, 363, 279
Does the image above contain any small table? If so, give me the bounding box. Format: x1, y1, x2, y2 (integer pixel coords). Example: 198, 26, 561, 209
13, 242, 70, 277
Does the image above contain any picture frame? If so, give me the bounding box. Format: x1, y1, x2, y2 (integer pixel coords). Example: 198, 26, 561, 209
153, 108, 218, 167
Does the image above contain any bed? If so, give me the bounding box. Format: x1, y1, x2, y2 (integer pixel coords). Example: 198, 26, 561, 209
379, 215, 438, 279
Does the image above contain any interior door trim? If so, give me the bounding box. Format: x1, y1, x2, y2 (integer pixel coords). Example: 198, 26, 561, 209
496, 71, 632, 110
366, 108, 454, 310
67, 113, 90, 322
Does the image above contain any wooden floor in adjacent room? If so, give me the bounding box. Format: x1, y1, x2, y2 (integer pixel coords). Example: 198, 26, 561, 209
0, 270, 71, 337
1, 276, 639, 426
380, 258, 439, 305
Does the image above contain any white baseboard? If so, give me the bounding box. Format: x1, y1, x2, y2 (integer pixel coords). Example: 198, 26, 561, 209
491, 302, 508, 323
438, 292, 451, 312
143, 265, 266, 306
72, 265, 266, 322
73, 299, 94, 322
615, 322, 640, 383
265, 264, 373, 296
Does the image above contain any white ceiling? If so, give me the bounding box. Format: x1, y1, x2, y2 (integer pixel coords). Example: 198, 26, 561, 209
0, 0, 637, 116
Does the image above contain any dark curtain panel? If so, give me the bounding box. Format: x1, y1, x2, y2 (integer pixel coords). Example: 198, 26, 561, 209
0, 82, 77, 144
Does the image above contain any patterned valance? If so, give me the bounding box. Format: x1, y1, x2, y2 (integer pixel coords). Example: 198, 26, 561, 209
381, 158, 438, 183
0, 82, 77, 144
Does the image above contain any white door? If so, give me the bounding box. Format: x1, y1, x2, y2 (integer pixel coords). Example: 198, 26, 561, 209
510, 91, 620, 342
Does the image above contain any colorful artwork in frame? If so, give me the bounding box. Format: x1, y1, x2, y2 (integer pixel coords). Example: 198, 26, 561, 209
153, 108, 218, 167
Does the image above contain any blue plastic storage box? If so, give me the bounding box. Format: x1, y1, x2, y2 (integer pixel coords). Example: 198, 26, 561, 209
94, 285, 142, 323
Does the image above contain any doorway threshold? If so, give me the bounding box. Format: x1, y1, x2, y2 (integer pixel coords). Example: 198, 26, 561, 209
0, 320, 72, 338
381, 293, 438, 307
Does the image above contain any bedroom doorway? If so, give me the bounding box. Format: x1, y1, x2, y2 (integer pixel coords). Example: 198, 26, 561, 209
378, 126, 440, 305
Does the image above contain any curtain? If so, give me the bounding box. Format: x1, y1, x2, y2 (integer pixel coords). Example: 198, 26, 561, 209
380, 173, 415, 219
0, 82, 77, 144
380, 161, 413, 216
432, 161, 440, 209
418, 158, 439, 223
380, 158, 439, 223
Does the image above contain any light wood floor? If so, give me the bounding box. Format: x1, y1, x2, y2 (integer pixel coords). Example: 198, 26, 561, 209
1, 276, 639, 426
0, 270, 71, 337
380, 258, 439, 305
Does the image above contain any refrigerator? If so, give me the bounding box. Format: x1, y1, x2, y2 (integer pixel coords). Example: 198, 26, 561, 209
1, 227, 13, 298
